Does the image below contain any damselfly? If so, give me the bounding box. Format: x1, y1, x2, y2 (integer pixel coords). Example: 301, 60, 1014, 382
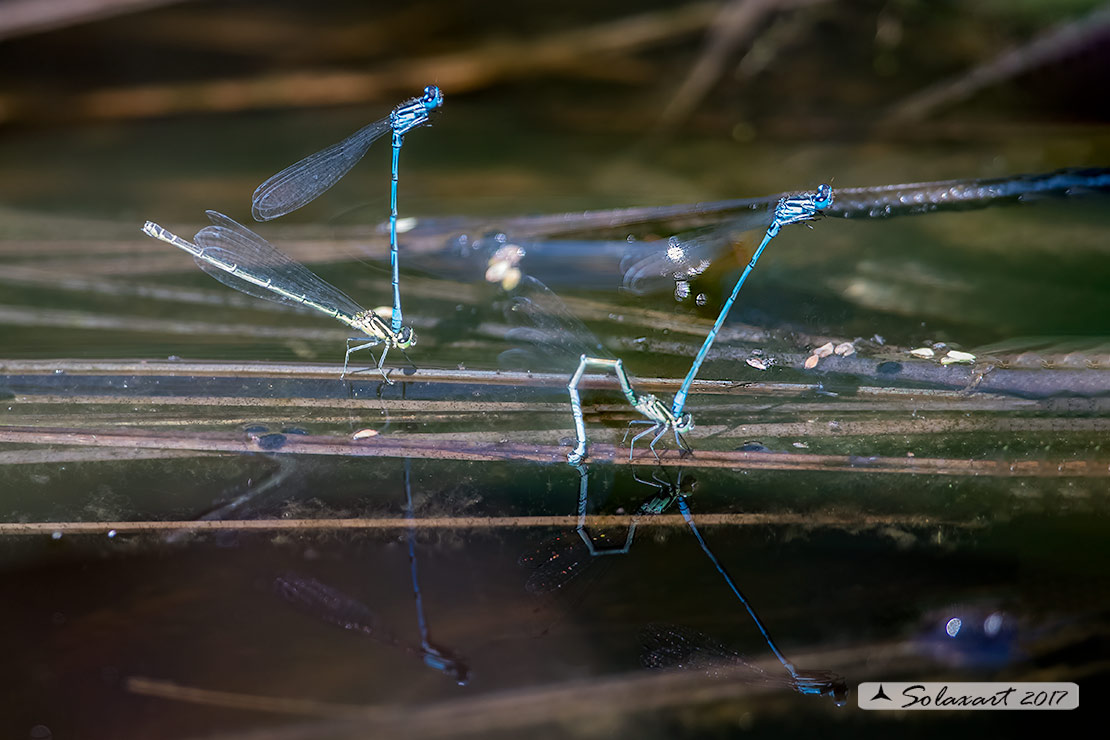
142, 211, 415, 381
504, 187, 830, 462
252, 85, 444, 337
495, 167, 1109, 461
665, 184, 832, 419
569, 186, 832, 461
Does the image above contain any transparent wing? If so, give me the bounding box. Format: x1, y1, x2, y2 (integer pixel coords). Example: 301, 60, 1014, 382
620, 208, 772, 296
972, 335, 1110, 356
193, 210, 367, 318
272, 572, 394, 643
640, 623, 761, 674
642, 623, 847, 702
497, 275, 613, 372
252, 117, 392, 221
518, 531, 591, 594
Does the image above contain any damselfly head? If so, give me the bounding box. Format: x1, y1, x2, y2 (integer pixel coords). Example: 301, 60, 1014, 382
422, 85, 445, 111
422, 645, 470, 686
397, 326, 417, 348
792, 670, 849, 706
675, 412, 694, 434
813, 183, 834, 211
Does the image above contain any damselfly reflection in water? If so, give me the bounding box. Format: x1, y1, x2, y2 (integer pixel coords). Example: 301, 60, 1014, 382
517, 465, 626, 596
142, 211, 416, 382
518, 464, 696, 595
164, 428, 300, 545
402, 459, 470, 684
273, 573, 469, 685
272, 461, 469, 685
674, 495, 846, 702
253, 85, 444, 336
514, 464, 844, 703
641, 624, 847, 705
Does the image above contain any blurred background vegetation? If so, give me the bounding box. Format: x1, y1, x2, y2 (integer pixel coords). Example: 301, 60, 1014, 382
0, 0, 1107, 224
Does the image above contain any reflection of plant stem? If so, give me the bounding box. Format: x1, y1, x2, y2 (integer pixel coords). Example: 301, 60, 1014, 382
165, 455, 297, 543
127, 635, 855, 732
0, 510, 981, 537
3, 425, 1105, 477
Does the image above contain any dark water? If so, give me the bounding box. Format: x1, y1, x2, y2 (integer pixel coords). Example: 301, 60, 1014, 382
1, 453, 1106, 737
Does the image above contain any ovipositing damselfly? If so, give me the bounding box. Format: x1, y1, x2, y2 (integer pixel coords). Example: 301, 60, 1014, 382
252, 85, 444, 338
141, 210, 415, 382
548, 185, 834, 463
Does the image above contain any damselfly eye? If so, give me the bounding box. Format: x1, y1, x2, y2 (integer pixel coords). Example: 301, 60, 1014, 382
423, 86, 444, 106
814, 183, 833, 209
398, 327, 417, 348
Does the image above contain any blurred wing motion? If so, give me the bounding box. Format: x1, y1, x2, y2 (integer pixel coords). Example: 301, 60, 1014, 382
498, 275, 613, 371
971, 335, 1110, 367
620, 208, 772, 297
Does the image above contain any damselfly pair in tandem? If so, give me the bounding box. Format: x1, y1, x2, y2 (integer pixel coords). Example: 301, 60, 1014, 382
143, 85, 443, 382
